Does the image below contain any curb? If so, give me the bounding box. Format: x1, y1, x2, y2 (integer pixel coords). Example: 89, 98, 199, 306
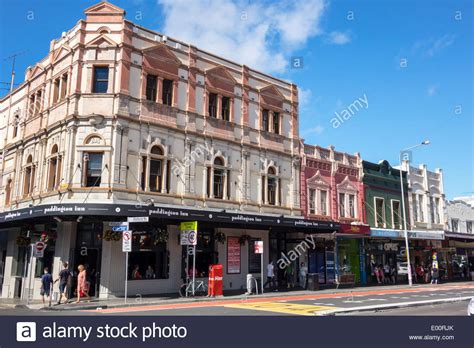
315, 296, 473, 316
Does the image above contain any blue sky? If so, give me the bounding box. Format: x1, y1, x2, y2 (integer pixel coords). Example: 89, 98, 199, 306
0, 0, 472, 199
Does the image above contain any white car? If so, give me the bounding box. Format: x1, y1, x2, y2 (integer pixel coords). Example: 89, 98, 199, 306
397, 262, 408, 275
468, 297, 474, 316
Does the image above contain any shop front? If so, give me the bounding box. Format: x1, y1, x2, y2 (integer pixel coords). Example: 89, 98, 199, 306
444, 232, 474, 281
336, 224, 371, 285
0, 203, 338, 299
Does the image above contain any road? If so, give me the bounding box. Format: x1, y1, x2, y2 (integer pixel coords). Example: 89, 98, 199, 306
1, 283, 472, 316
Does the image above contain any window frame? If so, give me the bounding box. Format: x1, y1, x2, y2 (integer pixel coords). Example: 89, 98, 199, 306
92, 66, 109, 94
374, 197, 386, 228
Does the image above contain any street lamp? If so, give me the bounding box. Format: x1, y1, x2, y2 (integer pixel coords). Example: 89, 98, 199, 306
399, 140, 430, 286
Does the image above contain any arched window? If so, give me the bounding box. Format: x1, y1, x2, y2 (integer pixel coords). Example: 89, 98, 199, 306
48, 145, 61, 191
262, 166, 279, 206
4, 179, 12, 206
149, 146, 164, 192
207, 156, 229, 199
141, 145, 170, 194
23, 155, 35, 197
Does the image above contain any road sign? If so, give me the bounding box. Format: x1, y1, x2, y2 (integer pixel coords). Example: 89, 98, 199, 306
254, 241, 263, 254
34, 241, 46, 258
122, 231, 132, 252
180, 221, 198, 245
127, 216, 149, 223
113, 225, 128, 232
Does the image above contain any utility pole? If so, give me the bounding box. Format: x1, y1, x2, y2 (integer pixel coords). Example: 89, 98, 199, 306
2, 50, 29, 92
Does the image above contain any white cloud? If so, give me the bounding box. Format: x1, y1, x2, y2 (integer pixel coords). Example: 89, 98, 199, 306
302, 125, 325, 135
412, 35, 455, 58
427, 84, 438, 96
157, 0, 326, 73
326, 31, 351, 45
298, 87, 313, 107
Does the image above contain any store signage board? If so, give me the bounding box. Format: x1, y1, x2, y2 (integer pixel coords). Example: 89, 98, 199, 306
227, 237, 241, 274
122, 231, 132, 252
34, 241, 45, 258
127, 216, 149, 223
180, 221, 198, 246
254, 241, 263, 254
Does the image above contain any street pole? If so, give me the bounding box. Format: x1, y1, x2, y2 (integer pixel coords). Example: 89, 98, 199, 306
260, 252, 264, 295
21, 230, 31, 301
124, 251, 128, 303
400, 161, 412, 286
192, 245, 196, 296
26, 243, 34, 305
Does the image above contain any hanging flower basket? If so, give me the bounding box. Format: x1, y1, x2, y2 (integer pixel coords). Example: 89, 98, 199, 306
16, 236, 31, 247
215, 231, 226, 244
154, 228, 168, 244
103, 230, 122, 242
239, 234, 251, 246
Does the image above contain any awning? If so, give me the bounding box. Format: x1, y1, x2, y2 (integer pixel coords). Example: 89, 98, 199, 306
445, 231, 474, 241
0, 203, 339, 232
370, 228, 445, 240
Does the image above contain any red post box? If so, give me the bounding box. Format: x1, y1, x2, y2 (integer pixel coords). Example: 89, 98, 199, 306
208, 264, 223, 297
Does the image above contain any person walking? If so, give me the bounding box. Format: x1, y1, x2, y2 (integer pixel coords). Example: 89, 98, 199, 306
76, 264, 91, 303
299, 262, 308, 289
285, 262, 295, 288
40, 267, 53, 307
431, 267, 439, 285
54, 261, 71, 305
263, 261, 275, 291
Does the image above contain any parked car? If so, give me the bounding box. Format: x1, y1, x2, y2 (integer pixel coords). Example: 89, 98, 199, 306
397, 262, 409, 275
468, 297, 474, 316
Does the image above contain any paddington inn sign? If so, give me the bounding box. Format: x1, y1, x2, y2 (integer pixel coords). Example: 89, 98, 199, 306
0, 203, 339, 230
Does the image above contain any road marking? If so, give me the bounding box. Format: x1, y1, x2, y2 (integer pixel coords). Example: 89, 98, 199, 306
314, 302, 334, 306
224, 302, 338, 316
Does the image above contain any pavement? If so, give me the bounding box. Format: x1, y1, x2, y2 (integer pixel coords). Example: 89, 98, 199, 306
1, 281, 473, 316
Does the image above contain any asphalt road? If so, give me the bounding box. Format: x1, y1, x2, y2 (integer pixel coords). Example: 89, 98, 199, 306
1, 283, 472, 316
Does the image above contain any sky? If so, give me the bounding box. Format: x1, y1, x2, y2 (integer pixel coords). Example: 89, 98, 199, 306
0, 0, 472, 199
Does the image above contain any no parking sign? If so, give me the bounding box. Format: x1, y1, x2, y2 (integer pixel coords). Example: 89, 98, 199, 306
180, 221, 198, 245
122, 230, 132, 252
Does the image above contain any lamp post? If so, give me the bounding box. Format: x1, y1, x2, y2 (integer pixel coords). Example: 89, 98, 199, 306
399, 140, 430, 286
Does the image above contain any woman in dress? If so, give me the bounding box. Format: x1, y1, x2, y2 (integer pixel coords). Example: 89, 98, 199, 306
76, 264, 91, 303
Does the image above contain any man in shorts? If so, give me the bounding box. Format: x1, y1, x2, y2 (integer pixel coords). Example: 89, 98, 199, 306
40, 267, 53, 306
54, 261, 71, 304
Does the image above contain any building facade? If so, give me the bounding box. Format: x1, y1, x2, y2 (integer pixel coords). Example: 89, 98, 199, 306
301, 144, 368, 286
0, 2, 338, 300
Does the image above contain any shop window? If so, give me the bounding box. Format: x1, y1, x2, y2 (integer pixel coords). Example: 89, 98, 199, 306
375, 197, 385, 227
208, 93, 217, 118
261, 109, 269, 131
128, 228, 169, 280
248, 238, 262, 273
34, 249, 55, 278
146, 74, 157, 101
4, 179, 12, 206
92, 66, 109, 93
392, 200, 401, 229
14, 246, 27, 277
162, 79, 173, 106
339, 193, 346, 218
23, 155, 34, 197
47, 145, 61, 191
193, 230, 217, 277
83, 152, 103, 187
451, 219, 459, 232
272, 111, 280, 134
467, 221, 473, 234
308, 189, 316, 214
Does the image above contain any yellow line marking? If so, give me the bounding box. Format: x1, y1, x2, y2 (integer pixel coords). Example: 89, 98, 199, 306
224, 302, 338, 316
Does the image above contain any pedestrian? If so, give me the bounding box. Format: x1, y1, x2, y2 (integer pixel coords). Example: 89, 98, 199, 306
132, 264, 142, 280
76, 264, 91, 303
416, 264, 425, 283
54, 261, 71, 305
145, 265, 155, 279
40, 267, 53, 307
431, 267, 439, 285
390, 264, 397, 284
299, 262, 308, 289
263, 261, 275, 291
285, 262, 295, 288
383, 263, 390, 284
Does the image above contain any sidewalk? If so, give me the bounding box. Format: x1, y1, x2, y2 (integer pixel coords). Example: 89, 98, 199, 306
4, 281, 472, 312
